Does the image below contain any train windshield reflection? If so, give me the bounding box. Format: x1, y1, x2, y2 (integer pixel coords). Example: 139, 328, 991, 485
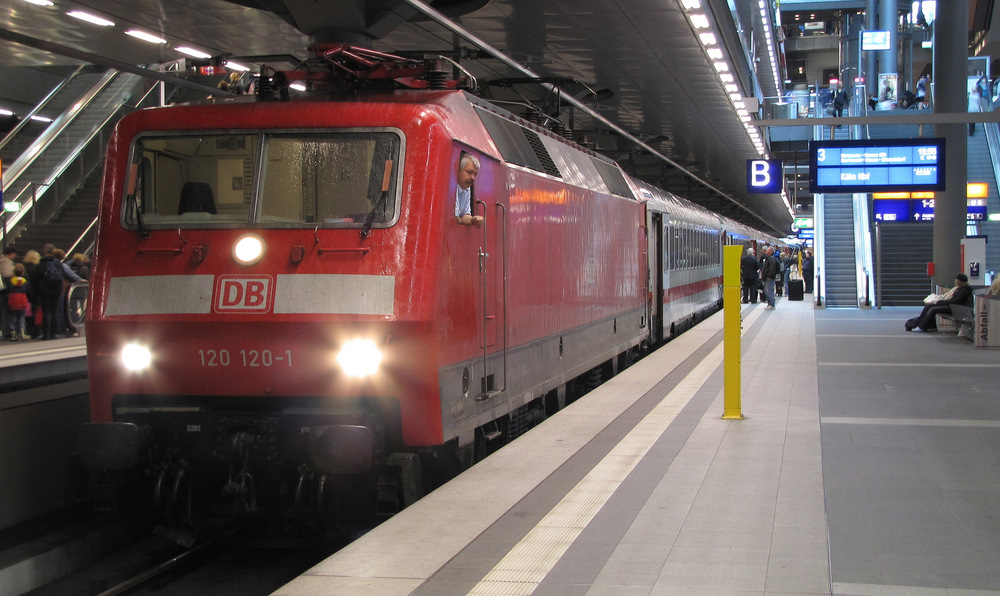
124, 130, 402, 228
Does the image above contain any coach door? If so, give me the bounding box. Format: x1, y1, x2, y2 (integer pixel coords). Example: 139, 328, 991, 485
475, 157, 506, 400
651, 213, 665, 344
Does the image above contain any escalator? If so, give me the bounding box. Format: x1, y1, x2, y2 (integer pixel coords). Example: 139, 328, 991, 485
1, 68, 166, 256
819, 193, 859, 307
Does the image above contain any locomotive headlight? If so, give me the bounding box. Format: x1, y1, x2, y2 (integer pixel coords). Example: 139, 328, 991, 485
233, 234, 265, 265
336, 339, 383, 377
121, 343, 152, 371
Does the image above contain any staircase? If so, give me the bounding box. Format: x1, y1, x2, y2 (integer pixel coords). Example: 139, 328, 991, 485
876, 222, 934, 305
8, 168, 101, 256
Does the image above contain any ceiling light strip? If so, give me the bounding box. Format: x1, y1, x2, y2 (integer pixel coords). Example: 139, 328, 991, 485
680, 0, 767, 159
400, 0, 777, 233
67, 10, 115, 27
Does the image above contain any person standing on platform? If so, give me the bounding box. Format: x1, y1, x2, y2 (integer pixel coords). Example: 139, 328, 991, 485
801, 250, 814, 293
21, 250, 42, 339
51, 248, 82, 336
740, 248, 759, 304
1, 247, 17, 339
760, 246, 781, 310
780, 248, 794, 296
36, 245, 81, 340
5, 263, 29, 341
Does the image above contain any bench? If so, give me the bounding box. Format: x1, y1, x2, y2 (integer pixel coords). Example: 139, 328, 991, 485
948, 304, 976, 340
936, 287, 989, 340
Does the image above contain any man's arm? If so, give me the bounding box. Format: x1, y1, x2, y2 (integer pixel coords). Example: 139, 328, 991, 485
457, 214, 484, 227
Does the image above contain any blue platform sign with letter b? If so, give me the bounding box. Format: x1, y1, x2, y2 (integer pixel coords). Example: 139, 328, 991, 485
746, 159, 782, 193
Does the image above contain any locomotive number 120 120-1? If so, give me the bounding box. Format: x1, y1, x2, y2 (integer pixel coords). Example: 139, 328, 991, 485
197, 349, 293, 368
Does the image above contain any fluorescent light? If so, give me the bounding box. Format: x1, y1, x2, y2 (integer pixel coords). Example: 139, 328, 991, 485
125, 30, 167, 44
67, 10, 115, 26
681, 0, 701, 9
0, 109, 13, 116
23, 0, 54, 6
175, 46, 212, 59
289, 83, 307, 91
224, 61, 251, 72
30, 115, 53, 122
689, 13, 709, 28
707, 48, 723, 59
712, 61, 729, 72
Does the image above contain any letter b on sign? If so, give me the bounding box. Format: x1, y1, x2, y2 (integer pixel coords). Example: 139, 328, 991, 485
214, 275, 273, 313
746, 159, 782, 194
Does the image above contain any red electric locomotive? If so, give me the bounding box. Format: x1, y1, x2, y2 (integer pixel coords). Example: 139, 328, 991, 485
78, 46, 771, 527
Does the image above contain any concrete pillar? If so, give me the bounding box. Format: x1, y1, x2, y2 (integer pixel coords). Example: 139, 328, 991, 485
878, 0, 898, 78
933, 0, 969, 285
865, 0, 878, 96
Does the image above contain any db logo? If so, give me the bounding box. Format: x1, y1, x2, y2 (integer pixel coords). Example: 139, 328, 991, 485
214, 275, 273, 313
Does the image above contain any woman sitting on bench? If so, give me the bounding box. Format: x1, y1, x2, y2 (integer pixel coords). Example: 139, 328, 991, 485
906, 273, 972, 332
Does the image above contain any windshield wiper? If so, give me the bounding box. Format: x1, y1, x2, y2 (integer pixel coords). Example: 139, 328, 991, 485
125, 162, 149, 238
127, 194, 148, 238
361, 159, 393, 239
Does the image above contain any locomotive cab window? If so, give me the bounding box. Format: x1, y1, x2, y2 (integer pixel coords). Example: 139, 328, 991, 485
124, 130, 402, 229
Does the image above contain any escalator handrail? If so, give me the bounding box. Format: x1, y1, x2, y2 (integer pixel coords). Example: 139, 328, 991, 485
0, 64, 90, 153
2, 68, 122, 191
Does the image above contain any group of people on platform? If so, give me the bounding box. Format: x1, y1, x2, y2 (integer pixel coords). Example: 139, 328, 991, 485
0, 244, 88, 342
740, 245, 813, 311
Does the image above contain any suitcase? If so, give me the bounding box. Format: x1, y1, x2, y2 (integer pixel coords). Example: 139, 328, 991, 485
788, 279, 804, 301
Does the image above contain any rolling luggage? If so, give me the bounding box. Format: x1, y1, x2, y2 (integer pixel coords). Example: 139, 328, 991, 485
788, 279, 804, 301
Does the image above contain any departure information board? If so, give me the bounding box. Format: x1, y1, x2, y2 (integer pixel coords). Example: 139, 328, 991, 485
809, 138, 945, 193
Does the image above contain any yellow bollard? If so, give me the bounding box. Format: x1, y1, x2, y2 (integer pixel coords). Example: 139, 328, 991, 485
722, 245, 744, 420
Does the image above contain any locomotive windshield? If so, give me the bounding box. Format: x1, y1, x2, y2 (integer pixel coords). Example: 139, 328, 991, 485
123, 129, 402, 229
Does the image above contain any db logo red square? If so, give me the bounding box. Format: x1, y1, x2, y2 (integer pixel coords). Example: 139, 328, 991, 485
214, 275, 273, 313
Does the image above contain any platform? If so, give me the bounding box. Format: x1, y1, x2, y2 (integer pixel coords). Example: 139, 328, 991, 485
274, 298, 1000, 596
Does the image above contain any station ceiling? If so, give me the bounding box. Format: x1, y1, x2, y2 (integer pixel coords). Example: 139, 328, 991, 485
0, 0, 793, 235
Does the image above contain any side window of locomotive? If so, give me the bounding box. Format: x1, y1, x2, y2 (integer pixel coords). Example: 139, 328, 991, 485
259, 132, 400, 226
127, 134, 257, 225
